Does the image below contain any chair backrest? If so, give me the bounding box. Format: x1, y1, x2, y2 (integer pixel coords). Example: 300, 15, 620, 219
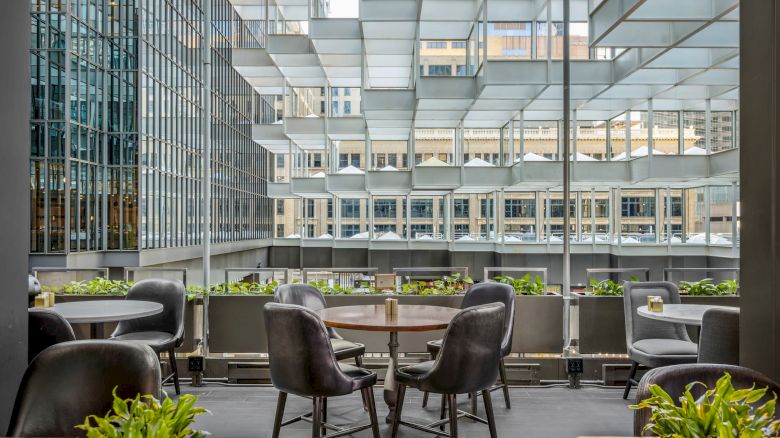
463, 282, 516, 357
623, 282, 690, 349
274, 283, 340, 338
263, 302, 356, 398
28, 308, 76, 363
634, 364, 780, 436
112, 279, 186, 342
423, 303, 505, 395
8, 340, 161, 437
698, 307, 740, 365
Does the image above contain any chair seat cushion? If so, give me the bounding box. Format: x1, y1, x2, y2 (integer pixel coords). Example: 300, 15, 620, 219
395, 361, 434, 389
339, 363, 377, 390
630, 339, 698, 368
426, 339, 442, 356
331, 339, 365, 360
111, 331, 177, 352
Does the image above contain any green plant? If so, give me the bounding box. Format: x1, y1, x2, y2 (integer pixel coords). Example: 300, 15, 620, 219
76, 388, 209, 437
186, 281, 279, 300
494, 274, 545, 295
588, 276, 639, 296
678, 279, 739, 296
45, 278, 134, 296
630, 372, 780, 438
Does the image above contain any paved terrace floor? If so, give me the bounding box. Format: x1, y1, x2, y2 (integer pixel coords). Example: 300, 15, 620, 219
178, 385, 634, 437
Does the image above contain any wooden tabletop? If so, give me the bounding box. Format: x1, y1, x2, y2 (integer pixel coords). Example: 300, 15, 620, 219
318, 304, 460, 332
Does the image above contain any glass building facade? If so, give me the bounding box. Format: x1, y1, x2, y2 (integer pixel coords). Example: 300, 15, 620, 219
30, 0, 271, 255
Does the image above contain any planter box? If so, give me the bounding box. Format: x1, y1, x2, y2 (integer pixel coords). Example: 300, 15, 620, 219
54, 294, 198, 353
578, 294, 740, 354
207, 294, 564, 354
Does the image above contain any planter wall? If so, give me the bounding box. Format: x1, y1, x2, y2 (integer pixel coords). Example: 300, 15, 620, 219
206, 294, 564, 354
55, 295, 198, 353
578, 295, 740, 354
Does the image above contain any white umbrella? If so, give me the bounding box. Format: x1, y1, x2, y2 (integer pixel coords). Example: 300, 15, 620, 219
522, 152, 551, 161
418, 157, 449, 167
416, 234, 433, 240
379, 165, 398, 171
317, 233, 333, 239
570, 152, 598, 161
547, 235, 563, 242
621, 236, 640, 243
310, 171, 326, 178
376, 231, 402, 240
457, 235, 475, 241
285, 233, 301, 239
504, 235, 521, 242
337, 165, 364, 175
684, 146, 707, 155
464, 158, 495, 167
350, 231, 369, 239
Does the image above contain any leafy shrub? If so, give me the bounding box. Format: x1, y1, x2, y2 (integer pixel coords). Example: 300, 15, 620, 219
630, 372, 780, 438
76, 388, 209, 437
398, 273, 474, 296
588, 276, 639, 296
186, 281, 278, 300
44, 278, 134, 296
678, 279, 738, 296
494, 274, 545, 295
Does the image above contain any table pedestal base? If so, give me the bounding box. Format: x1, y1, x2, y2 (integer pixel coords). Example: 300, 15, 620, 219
383, 331, 399, 423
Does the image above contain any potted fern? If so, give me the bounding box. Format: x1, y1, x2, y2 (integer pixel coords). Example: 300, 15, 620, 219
630, 372, 779, 438
77, 388, 209, 437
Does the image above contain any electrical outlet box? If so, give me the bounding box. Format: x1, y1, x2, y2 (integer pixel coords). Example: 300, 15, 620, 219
188, 356, 205, 372
566, 358, 584, 374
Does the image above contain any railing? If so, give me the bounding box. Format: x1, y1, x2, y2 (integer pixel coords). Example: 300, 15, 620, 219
124, 267, 188, 285
663, 267, 739, 283
585, 268, 651, 285
393, 267, 469, 282
302, 268, 379, 289
224, 268, 289, 284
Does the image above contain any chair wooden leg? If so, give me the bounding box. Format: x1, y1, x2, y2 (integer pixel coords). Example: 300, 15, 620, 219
390, 384, 406, 438
355, 355, 363, 368
623, 361, 639, 400
168, 347, 180, 395
321, 397, 328, 436
447, 394, 459, 438
482, 389, 498, 438
499, 358, 511, 409
311, 397, 322, 438
422, 390, 429, 407
362, 387, 381, 438
272, 391, 287, 438
439, 393, 447, 431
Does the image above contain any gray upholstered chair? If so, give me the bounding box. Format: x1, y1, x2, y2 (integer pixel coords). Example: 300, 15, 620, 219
634, 364, 780, 436
391, 303, 506, 438
110, 279, 186, 394
264, 302, 380, 438
698, 307, 740, 365
274, 283, 365, 366
622, 281, 698, 399
7, 340, 161, 437
422, 282, 515, 412
28, 308, 76, 363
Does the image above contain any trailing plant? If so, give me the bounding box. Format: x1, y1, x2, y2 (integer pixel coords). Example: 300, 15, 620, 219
588, 276, 638, 296
44, 278, 134, 296
630, 372, 780, 438
76, 387, 209, 437
398, 274, 474, 295
678, 279, 738, 296
494, 274, 545, 295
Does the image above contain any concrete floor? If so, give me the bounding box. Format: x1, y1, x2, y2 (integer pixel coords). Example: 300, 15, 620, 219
177, 384, 634, 437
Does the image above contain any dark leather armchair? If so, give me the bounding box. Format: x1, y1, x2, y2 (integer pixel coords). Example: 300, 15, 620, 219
110, 278, 185, 394
698, 307, 740, 365
274, 283, 365, 366
28, 308, 75, 363
423, 282, 515, 411
7, 340, 161, 437
634, 364, 780, 436
391, 303, 506, 438
264, 302, 380, 438
622, 281, 697, 399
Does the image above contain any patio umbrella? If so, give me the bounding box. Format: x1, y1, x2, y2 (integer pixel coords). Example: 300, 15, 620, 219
684, 146, 707, 155
376, 231, 402, 240
464, 158, 495, 167
522, 152, 551, 161
337, 165, 365, 175
350, 231, 369, 239
310, 171, 326, 178
417, 156, 449, 167
380, 165, 398, 171
317, 233, 333, 239
570, 152, 598, 161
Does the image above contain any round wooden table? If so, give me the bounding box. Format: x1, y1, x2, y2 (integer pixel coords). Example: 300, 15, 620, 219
52, 300, 164, 338
318, 304, 460, 422
637, 304, 738, 326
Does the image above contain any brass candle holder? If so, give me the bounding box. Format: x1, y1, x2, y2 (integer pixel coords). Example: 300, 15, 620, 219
647, 296, 664, 312
385, 298, 398, 318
